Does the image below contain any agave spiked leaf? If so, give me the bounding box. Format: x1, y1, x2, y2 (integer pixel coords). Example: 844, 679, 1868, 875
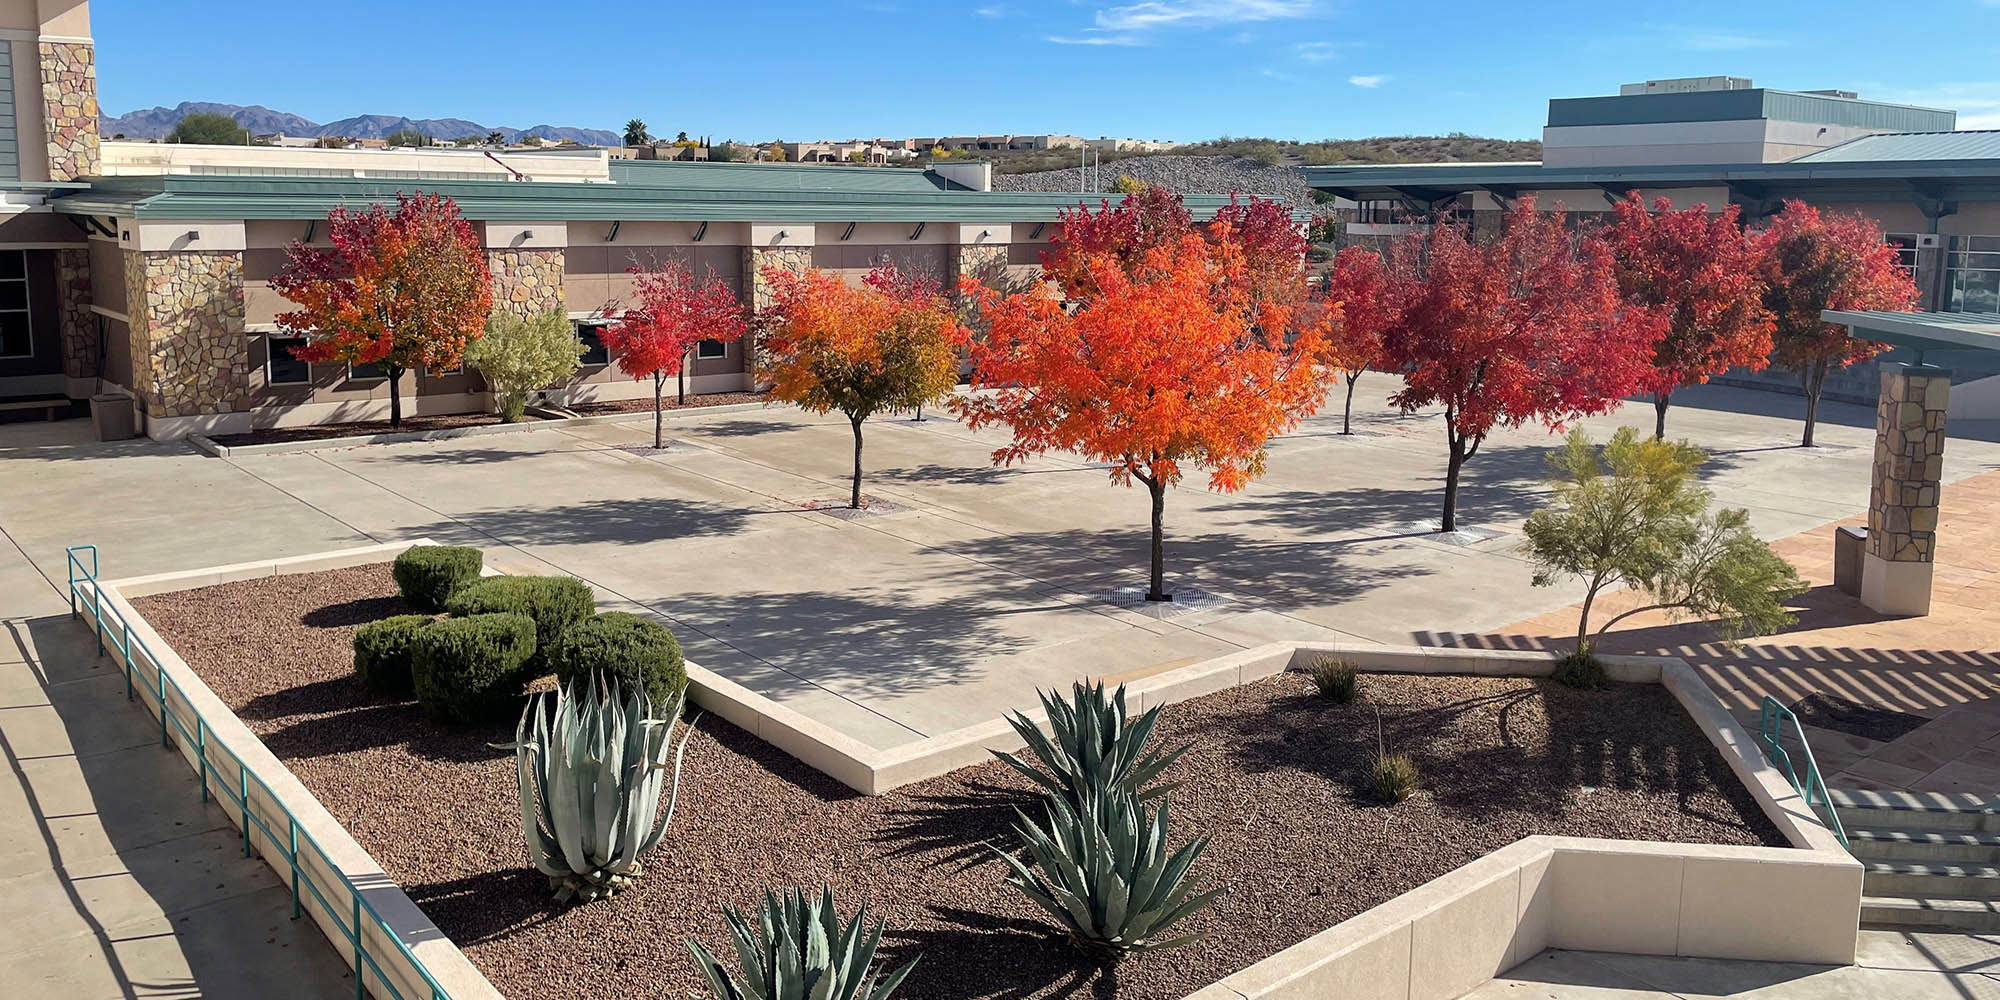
504, 673, 699, 903
992, 681, 1187, 813
687, 885, 919, 1000
995, 791, 1224, 958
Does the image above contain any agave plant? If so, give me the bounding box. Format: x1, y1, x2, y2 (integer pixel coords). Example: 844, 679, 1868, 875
995, 791, 1224, 959
687, 886, 918, 1000
505, 674, 698, 903
993, 681, 1186, 812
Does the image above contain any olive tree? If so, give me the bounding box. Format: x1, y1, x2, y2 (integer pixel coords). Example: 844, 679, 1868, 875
1522, 426, 1805, 653
465, 309, 586, 422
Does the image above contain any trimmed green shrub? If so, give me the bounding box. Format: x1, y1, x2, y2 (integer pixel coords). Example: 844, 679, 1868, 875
392, 545, 483, 612
1369, 753, 1419, 804
1553, 648, 1608, 689
352, 614, 432, 696
444, 575, 594, 675
411, 612, 536, 723
546, 612, 687, 710
1309, 656, 1359, 703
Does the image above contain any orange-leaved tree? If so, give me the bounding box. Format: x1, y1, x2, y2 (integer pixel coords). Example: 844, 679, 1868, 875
601, 259, 746, 448
1040, 186, 1194, 300
759, 263, 965, 509
1604, 194, 1774, 439
1317, 246, 1394, 436
272, 192, 492, 429
1755, 201, 1920, 447
958, 232, 1327, 602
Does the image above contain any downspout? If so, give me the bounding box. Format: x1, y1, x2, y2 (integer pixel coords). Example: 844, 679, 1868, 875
483, 150, 525, 181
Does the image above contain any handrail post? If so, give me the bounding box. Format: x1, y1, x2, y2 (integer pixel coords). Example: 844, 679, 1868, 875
240, 761, 253, 858
196, 717, 208, 802
288, 817, 301, 920
353, 893, 367, 1000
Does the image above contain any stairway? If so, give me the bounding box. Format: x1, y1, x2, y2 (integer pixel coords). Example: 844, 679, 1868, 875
1833, 788, 2000, 931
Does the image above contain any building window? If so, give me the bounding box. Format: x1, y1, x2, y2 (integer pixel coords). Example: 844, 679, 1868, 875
696, 338, 727, 359
0, 250, 31, 359
429, 361, 462, 377
575, 323, 609, 365
350, 361, 388, 381
267, 335, 310, 385
1944, 236, 2000, 314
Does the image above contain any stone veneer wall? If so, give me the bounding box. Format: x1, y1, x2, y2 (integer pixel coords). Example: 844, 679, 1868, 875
744, 246, 812, 310
38, 41, 100, 181
1866, 366, 1950, 563
488, 248, 565, 318
121, 248, 149, 403
56, 247, 94, 379
132, 251, 248, 418
955, 243, 1008, 287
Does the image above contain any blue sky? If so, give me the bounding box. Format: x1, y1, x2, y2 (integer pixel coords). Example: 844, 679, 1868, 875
97, 1, 2000, 142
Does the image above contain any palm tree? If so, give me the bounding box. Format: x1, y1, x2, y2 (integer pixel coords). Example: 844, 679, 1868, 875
675, 130, 690, 144
624, 119, 650, 146
486, 130, 505, 146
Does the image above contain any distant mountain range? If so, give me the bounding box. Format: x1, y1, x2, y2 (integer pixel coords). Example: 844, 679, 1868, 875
100, 101, 621, 146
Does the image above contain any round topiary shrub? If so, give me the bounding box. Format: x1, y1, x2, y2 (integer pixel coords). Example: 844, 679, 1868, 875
392, 545, 483, 613
547, 612, 687, 711
411, 612, 536, 723
444, 575, 594, 676
352, 614, 432, 696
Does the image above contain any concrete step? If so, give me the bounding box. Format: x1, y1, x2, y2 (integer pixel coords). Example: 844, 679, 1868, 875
1849, 827, 2000, 865
1830, 788, 2000, 833
1864, 860, 2000, 899
1860, 894, 2000, 932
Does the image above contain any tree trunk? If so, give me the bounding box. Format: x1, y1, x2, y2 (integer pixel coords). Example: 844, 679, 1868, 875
849, 415, 865, 509
1145, 477, 1170, 602
653, 371, 665, 449
387, 364, 404, 430
1575, 574, 1604, 652
677, 348, 689, 406
1441, 430, 1467, 533
1341, 373, 1359, 435
1653, 390, 1671, 440
1799, 361, 1826, 448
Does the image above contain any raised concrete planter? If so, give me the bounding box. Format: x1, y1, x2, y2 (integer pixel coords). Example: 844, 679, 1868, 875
83, 542, 1861, 1000
186, 418, 559, 459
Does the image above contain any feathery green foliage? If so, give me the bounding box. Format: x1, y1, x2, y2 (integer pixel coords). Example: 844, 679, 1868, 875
1309, 656, 1359, 703
352, 614, 432, 696
1522, 427, 1804, 650
411, 612, 536, 723
687, 887, 918, 1000
391, 544, 482, 612
464, 309, 587, 422
993, 681, 1187, 813
506, 675, 696, 903
1552, 648, 1608, 689
547, 611, 687, 709
996, 791, 1224, 959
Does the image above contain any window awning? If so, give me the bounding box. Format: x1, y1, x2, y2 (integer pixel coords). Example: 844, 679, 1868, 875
1822, 310, 2000, 371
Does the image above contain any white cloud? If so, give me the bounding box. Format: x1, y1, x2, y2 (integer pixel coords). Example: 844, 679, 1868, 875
975, 5, 1008, 16
1046, 32, 1146, 45
1262, 67, 1302, 82
1348, 74, 1388, 88
1093, 0, 1314, 32
1293, 40, 1357, 63
1874, 83, 2000, 129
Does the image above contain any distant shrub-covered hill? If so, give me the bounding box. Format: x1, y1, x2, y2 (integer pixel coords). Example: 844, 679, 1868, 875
982, 134, 1541, 176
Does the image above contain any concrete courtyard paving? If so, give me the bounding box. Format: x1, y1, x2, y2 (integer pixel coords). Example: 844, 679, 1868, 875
1466, 930, 2000, 999
4, 381, 1999, 751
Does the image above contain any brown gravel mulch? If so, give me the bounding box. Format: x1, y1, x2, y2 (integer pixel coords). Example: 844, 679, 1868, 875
209, 412, 540, 447
566, 391, 767, 416
135, 564, 1787, 1000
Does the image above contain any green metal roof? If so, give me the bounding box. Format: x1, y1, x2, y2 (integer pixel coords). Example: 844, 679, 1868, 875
1548, 89, 1955, 132
1793, 131, 2000, 163
51, 173, 1239, 224
1823, 310, 2000, 369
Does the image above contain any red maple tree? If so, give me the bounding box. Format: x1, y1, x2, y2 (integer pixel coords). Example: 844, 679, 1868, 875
1213, 193, 1311, 307
1381, 200, 1653, 532
1755, 201, 1921, 446
1604, 194, 1775, 439
1040, 186, 1194, 300
600, 259, 747, 448
1317, 246, 1393, 435
958, 233, 1326, 602
272, 192, 492, 429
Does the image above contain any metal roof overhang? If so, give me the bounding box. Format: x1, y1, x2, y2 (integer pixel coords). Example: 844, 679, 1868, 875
1823, 310, 2000, 371
1301, 160, 2000, 205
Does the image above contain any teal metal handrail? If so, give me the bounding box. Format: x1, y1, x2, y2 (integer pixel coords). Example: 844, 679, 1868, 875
1757, 694, 1849, 849
66, 545, 452, 1000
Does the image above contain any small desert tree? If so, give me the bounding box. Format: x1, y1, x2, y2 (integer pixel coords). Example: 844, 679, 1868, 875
1756, 201, 1921, 447
465, 309, 586, 422
1604, 194, 1775, 439
1381, 200, 1652, 532
760, 263, 964, 509
600, 260, 746, 448
273, 192, 494, 429
1318, 246, 1393, 435
1523, 426, 1805, 652
958, 233, 1326, 602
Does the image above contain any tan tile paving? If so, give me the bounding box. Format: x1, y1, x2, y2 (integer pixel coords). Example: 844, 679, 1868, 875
1468, 468, 2000, 794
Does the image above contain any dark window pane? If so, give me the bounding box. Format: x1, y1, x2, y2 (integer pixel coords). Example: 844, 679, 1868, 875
577, 325, 608, 365
350, 361, 387, 380
0, 311, 26, 357
269, 337, 309, 384
697, 338, 727, 359
0, 282, 26, 312
0, 251, 24, 280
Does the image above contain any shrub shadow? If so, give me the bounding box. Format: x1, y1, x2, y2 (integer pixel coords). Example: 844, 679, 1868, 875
399, 867, 562, 946
882, 905, 1112, 1000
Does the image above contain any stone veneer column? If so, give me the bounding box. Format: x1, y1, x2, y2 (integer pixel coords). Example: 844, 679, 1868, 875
487, 248, 566, 318
955, 243, 1008, 289
1861, 363, 1950, 616
744, 245, 813, 388
55, 247, 94, 380
38, 40, 100, 181
127, 251, 248, 419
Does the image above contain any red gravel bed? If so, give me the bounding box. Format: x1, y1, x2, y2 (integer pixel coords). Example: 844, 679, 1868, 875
209, 412, 540, 447
567, 391, 767, 416
135, 565, 1786, 1000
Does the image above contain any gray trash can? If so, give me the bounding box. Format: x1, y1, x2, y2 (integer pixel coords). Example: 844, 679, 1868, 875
90, 392, 136, 441
1834, 525, 1867, 597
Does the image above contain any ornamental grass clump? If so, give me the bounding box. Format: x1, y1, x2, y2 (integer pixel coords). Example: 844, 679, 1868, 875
687, 886, 918, 1000
1553, 647, 1609, 690
505, 674, 697, 904
1368, 708, 1418, 805
992, 680, 1187, 812
1309, 656, 1359, 703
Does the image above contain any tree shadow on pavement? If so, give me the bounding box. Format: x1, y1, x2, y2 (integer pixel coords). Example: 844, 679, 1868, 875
404, 496, 765, 548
